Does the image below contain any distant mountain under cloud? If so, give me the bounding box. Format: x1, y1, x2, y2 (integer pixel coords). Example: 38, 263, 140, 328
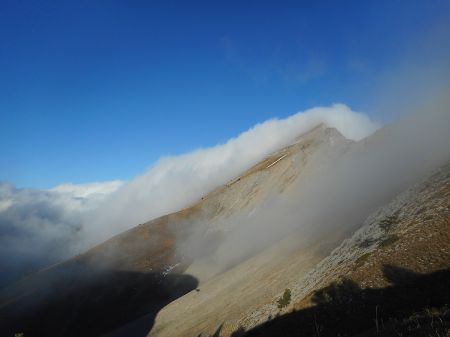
0, 104, 379, 287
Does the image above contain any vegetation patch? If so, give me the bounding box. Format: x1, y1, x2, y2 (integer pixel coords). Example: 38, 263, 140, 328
354, 252, 371, 268
423, 214, 435, 221
380, 234, 400, 248
358, 238, 377, 248
277, 288, 291, 309
379, 213, 399, 231
383, 306, 450, 337
240, 268, 450, 337
415, 206, 426, 216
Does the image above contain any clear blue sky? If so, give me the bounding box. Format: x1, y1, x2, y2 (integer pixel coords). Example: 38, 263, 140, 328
0, 0, 448, 188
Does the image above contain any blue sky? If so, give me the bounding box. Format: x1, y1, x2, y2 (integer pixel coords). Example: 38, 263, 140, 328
0, 0, 448, 188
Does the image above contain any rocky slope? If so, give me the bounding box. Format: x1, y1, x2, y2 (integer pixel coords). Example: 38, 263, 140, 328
0, 124, 351, 337
233, 161, 450, 336
146, 160, 450, 337
1, 121, 449, 337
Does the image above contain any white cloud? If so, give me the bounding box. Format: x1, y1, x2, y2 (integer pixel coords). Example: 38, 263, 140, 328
50, 180, 124, 199
48, 180, 124, 212
0, 180, 122, 287
86, 104, 380, 242
0, 104, 379, 286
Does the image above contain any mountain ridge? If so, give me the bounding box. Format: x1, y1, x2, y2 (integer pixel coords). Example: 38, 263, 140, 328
1, 119, 449, 337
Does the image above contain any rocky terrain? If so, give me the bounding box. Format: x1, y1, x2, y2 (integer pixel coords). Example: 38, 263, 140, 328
234, 161, 450, 336
0, 122, 449, 337
147, 159, 450, 337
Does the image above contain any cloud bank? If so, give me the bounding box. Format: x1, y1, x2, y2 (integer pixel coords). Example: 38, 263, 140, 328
180, 97, 450, 278
0, 104, 378, 286
87, 104, 379, 243
0, 181, 123, 287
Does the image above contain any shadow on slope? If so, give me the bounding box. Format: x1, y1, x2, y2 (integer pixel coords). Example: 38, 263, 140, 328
0, 268, 198, 337
231, 266, 450, 337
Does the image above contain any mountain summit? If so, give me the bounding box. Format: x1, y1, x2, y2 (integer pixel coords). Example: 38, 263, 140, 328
1, 119, 449, 337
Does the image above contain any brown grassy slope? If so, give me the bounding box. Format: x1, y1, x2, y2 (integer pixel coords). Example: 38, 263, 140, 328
0, 124, 345, 337
298, 163, 450, 307
148, 162, 450, 337
235, 163, 450, 337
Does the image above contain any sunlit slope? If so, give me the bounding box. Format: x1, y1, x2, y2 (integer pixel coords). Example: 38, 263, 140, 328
148, 157, 450, 337
0, 124, 350, 337
234, 161, 450, 337
146, 115, 450, 337
3, 116, 448, 337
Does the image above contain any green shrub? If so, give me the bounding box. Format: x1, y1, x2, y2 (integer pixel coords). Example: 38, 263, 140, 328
380, 234, 400, 248
354, 252, 371, 268
379, 213, 399, 231
277, 288, 291, 308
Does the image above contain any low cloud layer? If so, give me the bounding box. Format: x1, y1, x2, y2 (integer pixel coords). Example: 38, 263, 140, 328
181, 97, 450, 277
0, 104, 378, 286
0, 181, 123, 287
87, 104, 379, 243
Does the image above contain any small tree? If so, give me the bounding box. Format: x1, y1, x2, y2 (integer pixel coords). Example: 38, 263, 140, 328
277, 288, 291, 308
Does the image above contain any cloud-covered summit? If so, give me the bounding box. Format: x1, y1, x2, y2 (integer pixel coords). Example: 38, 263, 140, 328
0, 104, 378, 287
87, 104, 379, 242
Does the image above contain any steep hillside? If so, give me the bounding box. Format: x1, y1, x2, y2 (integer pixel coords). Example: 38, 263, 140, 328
146, 160, 450, 337
235, 161, 450, 337
0, 124, 350, 337
1, 120, 449, 337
